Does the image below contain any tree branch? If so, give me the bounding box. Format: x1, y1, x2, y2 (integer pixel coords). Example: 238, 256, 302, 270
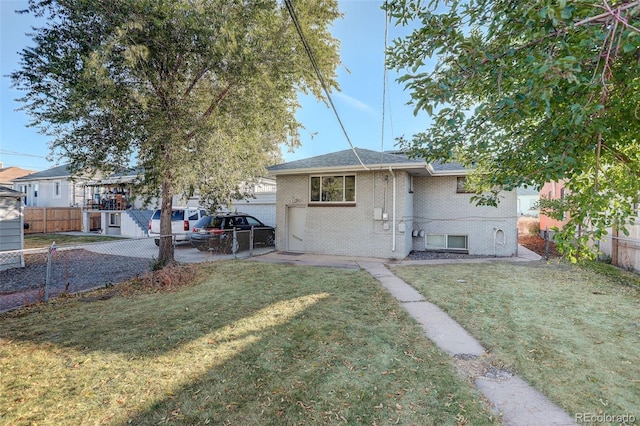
185, 82, 235, 140
183, 66, 209, 98
458, 1, 640, 74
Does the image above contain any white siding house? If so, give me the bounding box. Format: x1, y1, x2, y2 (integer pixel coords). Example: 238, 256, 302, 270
517, 186, 540, 217
0, 186, 26, 270
268, 148, 518, 260
12, 164, 90, 208
228, 179, 277, 227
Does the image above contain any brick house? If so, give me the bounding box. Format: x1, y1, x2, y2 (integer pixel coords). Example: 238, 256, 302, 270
538, 180, 569, 234
267, 148, 518, 259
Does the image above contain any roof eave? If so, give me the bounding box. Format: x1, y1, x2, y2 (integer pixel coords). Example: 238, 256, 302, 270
269, 162, 428, 176
426, 163, 470, 176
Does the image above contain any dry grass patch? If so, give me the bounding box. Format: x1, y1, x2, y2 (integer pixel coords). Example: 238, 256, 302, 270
517, 216, 539, 235
0, 261, 498, 425
391, 261, 640, 419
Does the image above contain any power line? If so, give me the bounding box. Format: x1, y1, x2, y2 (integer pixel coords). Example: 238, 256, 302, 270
380, 1, 389, 164
284, 0, 369, 170
0, 149, 48, 159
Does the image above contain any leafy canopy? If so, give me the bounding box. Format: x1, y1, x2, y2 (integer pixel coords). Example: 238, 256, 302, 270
12, 0, 341, 265
385, 0, 640, 261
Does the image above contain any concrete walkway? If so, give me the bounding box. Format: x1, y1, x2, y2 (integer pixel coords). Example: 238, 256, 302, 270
253, 248, 577, 426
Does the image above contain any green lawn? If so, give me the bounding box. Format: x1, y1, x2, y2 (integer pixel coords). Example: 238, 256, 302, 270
0, 261, 497, 426
391, 260, 640, 420
24, 233, 123, 249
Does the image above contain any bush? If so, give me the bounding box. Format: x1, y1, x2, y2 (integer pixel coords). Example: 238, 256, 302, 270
517, 216, 540, 235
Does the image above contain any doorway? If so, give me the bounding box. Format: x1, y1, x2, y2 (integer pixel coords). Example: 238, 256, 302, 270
286, 206, 306, 252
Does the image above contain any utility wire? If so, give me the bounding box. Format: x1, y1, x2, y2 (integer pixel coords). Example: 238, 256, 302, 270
284, 0, 369, 170
380, 1, 389, 165
0, 149, 48, 159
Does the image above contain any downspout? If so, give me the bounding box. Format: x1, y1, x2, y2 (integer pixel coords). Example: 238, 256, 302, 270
389, 167, 396, 253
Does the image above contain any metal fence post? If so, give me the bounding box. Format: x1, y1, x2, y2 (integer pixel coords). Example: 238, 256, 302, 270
233, 227, 237, 259
45, 241, 56, 302
544, 226, 550, 260
249, 228, 254, 257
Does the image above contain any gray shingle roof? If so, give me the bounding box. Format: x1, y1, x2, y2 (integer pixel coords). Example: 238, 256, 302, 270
268, 148, 426, 173
0, 186, 25, 197
268, 148, 468, 174
430, 160, 467, 172
12, 164, 72, 181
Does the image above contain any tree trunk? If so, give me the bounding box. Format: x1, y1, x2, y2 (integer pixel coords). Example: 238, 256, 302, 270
157, 179, 175, 267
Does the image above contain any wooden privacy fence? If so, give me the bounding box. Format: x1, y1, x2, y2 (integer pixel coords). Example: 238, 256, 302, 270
24, 207, 82, 234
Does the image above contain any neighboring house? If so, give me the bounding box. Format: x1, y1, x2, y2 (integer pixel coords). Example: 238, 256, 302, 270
517, 186, 539, 217
12, 163, 92, 208
10, 163, 276, 237
538, 180, 569, 234
539, 179, 640, 273
267, 148, 518, 259
84, 170, 277, 236
227, 178, 277, 227
0, 186, 26, 270
0, 164, 34, 188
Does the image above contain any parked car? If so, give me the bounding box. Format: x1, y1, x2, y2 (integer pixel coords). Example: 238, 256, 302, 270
191, 212, 275, 253
148, 207, 208, 246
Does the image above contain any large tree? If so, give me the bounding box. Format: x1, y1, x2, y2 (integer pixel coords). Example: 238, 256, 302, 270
12, 0, 340, 266
385, 0, 640, 261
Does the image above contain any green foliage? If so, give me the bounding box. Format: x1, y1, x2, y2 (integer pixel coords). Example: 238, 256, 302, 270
385, 0, 640, 260
12, 0, 341, 265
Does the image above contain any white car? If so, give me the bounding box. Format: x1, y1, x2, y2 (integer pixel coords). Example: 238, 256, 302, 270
148, 207, 208, 246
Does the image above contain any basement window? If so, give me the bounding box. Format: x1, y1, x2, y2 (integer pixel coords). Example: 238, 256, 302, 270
426, 234, 468, 251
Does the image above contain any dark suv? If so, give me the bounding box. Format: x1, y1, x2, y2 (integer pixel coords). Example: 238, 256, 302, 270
190, 212, 275, 253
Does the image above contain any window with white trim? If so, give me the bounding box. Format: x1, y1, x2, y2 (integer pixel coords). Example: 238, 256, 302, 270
310, 175, 356, 203
53, 180, 61, 198
109, 213, 121, 227
426, 234, 468, 251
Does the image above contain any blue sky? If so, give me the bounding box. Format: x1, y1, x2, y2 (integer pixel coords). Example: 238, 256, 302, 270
1, 0, 431, 171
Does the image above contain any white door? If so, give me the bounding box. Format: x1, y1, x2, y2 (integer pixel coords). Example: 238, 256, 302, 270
287, 206, 306, 252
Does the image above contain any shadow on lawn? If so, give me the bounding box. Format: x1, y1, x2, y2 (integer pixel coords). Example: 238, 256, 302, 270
1, 262, 500, 426
0, 264, 340, 357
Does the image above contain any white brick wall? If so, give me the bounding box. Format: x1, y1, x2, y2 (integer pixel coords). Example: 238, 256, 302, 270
412, 176, 518, 256
275, 172, 518, 258
275, 171, 412, 259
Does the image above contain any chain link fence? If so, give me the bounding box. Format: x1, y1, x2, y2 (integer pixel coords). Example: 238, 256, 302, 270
0, 229, 275, 314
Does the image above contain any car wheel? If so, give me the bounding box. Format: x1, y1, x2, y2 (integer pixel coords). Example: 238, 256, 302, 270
266, 232, 275, 247
195, 245, 209, 252
154, 239, 160, 247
